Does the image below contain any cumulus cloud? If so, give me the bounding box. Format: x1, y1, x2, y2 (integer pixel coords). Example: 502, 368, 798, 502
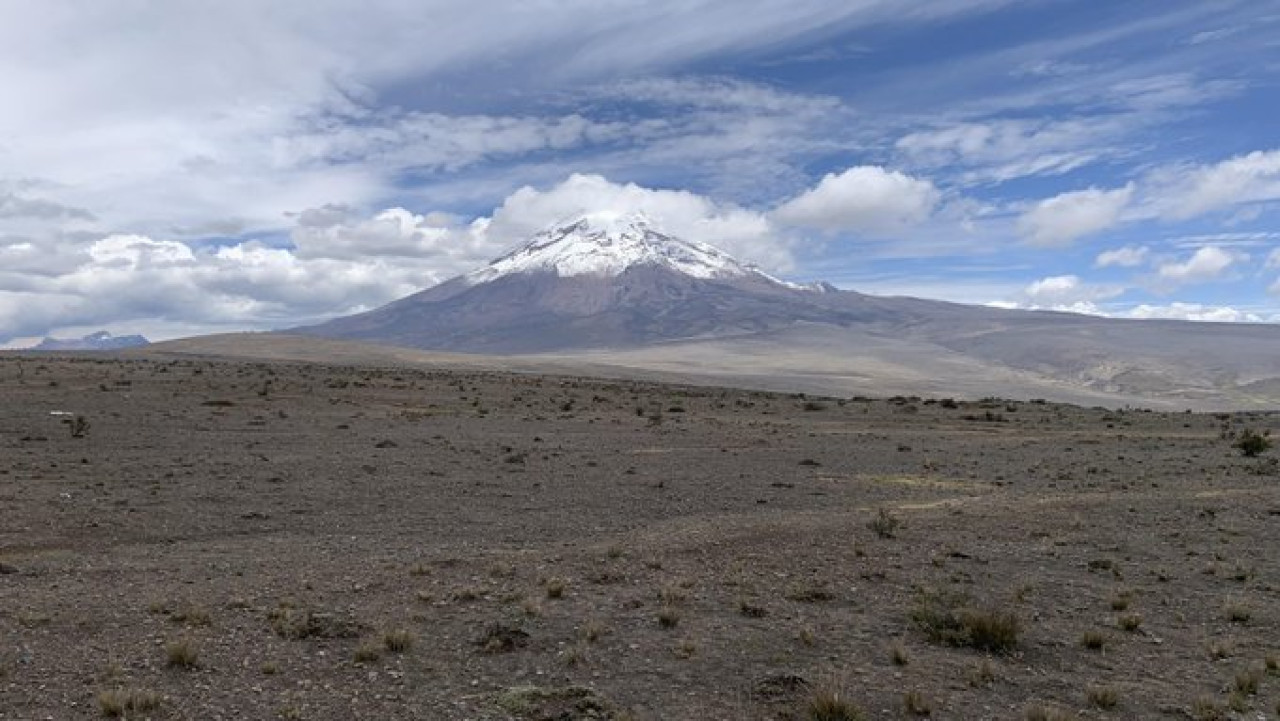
772, 166, 939, 236
0, 174, 791, 342
485, 174, 788, 270
1018, 274, 1123, 308
1155, 245, 1241, 284
1017, 184, 1132, 246
1095, 245, 1149, 268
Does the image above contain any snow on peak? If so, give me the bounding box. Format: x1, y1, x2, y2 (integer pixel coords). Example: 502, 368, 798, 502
466, 211, 762, 283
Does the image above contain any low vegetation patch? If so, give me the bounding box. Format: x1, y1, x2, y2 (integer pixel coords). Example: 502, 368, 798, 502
98, 688, 161, 717
802, 679, 865, 721
910, 589, 1021, 652
1234, 429, 1273, 457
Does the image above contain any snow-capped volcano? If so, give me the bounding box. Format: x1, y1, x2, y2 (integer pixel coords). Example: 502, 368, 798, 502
294, 211, 869, 352
466, 212, 764, 284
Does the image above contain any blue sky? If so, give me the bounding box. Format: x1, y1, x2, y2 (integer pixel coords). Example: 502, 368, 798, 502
3, 0, 1280, 345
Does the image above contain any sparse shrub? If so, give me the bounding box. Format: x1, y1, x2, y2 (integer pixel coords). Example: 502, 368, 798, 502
268, 605, 360, 640
1225, 602, 1251, 624
968, 658, 996, 687
889, 639, 909, 666
803, 679, 865, 721
98, 688, 161, 717
1080, 630, 1107, 651
738, 598, 768, 618
1025, 703, 1078, 721
1207, 638, 1236, 659
1190, 694, 1224, 721
868, 508, 901, 539
451, 587, 482, 603
1265, 652, 1278, 674
581, 619, 606, 643
1234, 666, 1262, 695
560, 643, 588, 667
910, 589, 1020, 652
657, 606, 680, 628
544, 577, 567, 599
171, 604, 211, 627
673, 639, 697, 659
165, 639, 199, 669
1086, 684, 1119, 709
785, 580, 835, 603
657, 583, 688, 605
1109, 590, 1132, 611
902, 690, 931, 716
1234, 428, 1272, 457
353, 641, 382, 663
476, 621, 529, 653
1118, 613, 1142, 632
382, 628, 414, 653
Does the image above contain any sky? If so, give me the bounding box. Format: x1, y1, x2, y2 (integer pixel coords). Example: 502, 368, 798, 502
3, 0, 1280, 346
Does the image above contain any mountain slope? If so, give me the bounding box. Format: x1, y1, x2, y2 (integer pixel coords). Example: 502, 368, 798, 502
290, 212, 1280, 407
296, 212, 891, 352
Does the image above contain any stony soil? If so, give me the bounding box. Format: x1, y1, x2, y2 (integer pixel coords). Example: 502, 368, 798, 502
1, 354, 1278, 720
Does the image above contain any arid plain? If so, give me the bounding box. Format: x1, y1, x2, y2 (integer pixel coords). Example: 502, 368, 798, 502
2, 353, 1278, 720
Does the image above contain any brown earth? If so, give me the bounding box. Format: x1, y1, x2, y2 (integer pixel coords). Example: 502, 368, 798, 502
1, 354, 1278, 720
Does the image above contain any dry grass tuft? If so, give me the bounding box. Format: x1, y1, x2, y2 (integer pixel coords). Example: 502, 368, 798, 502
802, 679, 866, 720
910, 589, 1020, 652
544, 577, 567, 599
889, 639, 910, 666
1025, 703, 1079, 721
1233, 666, 1262, 696
353, 641, 382, 663
1086, 683, 1119, 709
1080, 630, 1107, 651
868, 508, 901, 539
171, 604, 211, 627
382, 628, 414, 653
1117, 612, 1142, 632
97, 688, 161, 717
1190, 694, 1225, 721
902, 690, 932, 716
657, 605, 681, 629
165, 638, 199, 669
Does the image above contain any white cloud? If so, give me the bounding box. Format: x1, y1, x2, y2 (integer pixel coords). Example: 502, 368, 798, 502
772, 166, 939, 236
1017, 184, 1132, 246
0, 174, 791, 341
1267, 248, 1280, 269
1124, 302, 1266, 323
1095, 245, 1149, 268
1155, 245, 1241, 284
485, 174, 788, 270
1018, 274, 1123, 307
1148, 149, 1280, 220
895, 118, 1118, 184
